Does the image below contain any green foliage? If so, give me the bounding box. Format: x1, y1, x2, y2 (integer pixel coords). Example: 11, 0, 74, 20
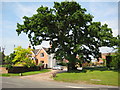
110, 35, 120, 70
6, 64, 13, 69
13, 46, 35, 68
0, 52, 5, 64
22, 57, 36, 68
38, 63, 44, 66
4, 52, 15, 65
16, 1, 117, 70
110, 55, 119, 70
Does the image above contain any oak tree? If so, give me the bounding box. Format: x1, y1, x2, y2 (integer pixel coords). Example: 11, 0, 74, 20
16, 1, 116, 71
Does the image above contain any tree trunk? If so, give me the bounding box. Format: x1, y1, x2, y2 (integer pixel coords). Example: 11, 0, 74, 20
67, 61, 77, 72
67, 53, 77, 72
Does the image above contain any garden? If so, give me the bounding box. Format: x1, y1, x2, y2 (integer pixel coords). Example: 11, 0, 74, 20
0, 46, 50, 76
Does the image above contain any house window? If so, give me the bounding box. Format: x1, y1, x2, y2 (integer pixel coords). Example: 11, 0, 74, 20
41, 61, 44, 63
40, 53, 44, 57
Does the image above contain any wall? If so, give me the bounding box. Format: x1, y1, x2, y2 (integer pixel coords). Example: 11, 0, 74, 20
48, 54, 56, 68
36, 48, 48, 65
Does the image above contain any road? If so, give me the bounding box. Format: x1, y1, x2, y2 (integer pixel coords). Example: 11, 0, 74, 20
0, 69, 119, 89
1, 76, 118, 89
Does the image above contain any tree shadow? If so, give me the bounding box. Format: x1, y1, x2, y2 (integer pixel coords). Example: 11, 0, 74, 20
65, 66, 118, 73
67, 69, 87, 73
83, 66, 118, 72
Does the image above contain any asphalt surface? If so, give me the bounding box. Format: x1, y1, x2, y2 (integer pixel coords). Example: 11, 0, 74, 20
1, 76, 119, 89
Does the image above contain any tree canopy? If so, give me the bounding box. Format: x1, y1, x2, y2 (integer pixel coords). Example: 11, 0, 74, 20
12, 46, 35, 67
16, 1, 117, 71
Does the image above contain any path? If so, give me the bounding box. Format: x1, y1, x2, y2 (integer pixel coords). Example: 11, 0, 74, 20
19, 69, 62, 81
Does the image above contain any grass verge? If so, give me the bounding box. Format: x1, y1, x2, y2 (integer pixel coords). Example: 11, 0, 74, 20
54, 70, 118, 86
1, 69, 50, 77
0, 64, 7, 67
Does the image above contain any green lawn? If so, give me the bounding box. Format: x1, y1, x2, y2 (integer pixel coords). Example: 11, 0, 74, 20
1, 69, 50, 77
0, 64, 7, 67
54, 70, 118, 86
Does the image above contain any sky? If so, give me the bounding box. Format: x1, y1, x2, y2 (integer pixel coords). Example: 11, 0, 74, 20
0, 0, 119, 55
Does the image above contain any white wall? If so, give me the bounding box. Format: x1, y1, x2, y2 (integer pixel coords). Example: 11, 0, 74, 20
48, 54, 56, 68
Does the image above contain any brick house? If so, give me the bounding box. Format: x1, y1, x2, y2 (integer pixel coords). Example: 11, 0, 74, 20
31, 47, 56, 68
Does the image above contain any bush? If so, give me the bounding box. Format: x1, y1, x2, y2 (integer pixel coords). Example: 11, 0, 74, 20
0, 52, 5, 64
7, 66, 42, 73
6, 64, 13, 70
4, 52, 15, 65
110, 55, 120, 70
23, 58, 36, 68
38, 63, 44, 67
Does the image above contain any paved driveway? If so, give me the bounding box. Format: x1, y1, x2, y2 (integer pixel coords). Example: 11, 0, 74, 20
19, 69, 62, 81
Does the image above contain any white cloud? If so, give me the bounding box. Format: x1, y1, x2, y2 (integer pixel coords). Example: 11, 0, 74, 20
14, 3, 39, 22
88, 2, 118, 37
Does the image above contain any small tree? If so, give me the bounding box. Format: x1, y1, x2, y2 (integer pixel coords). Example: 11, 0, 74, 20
12, 46, 35, 67
4, 52, 15, 65
0, 52, 5, 64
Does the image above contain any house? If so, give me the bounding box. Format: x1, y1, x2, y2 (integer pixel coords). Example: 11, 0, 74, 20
90, 53, 115, 66
31, 46, 56, 68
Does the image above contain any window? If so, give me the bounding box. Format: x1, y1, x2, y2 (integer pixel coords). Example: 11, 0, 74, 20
41, 61, 44, 63
40, 53, 44, 57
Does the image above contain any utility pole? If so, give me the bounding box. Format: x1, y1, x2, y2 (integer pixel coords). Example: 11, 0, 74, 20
14, 44, 15, 48
2, 47, 5, 54
0, 46, 1, 52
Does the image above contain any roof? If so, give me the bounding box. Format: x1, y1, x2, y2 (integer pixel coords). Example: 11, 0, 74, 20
43, 47, 49, 52
101, 53, 115, 56
32, 47, 49, 55
32, 49, 40, 55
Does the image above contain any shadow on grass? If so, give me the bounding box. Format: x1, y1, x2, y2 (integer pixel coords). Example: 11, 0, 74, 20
67, 69, 87, 73
83, 66, 118, 72
66, 66, 118, 73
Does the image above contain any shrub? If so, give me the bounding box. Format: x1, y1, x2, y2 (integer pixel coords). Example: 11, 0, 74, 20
110, 55, 120, 70
4, 52, 15, 65
6, 64, 13, 70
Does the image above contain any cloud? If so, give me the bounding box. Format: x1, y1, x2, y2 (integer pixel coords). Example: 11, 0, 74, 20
14, 2, 53, 23
87, 2, 118, 37
14, 3, 39, 22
